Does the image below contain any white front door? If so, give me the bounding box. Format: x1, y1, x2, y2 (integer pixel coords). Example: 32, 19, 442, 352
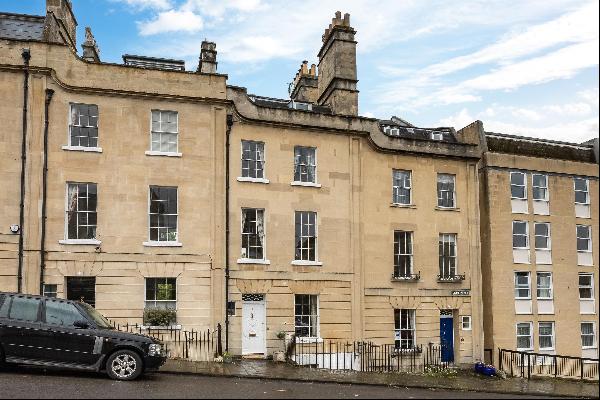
242, 294, 266, 356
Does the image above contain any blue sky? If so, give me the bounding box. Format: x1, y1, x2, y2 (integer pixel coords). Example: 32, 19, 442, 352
3, 0, 598, 142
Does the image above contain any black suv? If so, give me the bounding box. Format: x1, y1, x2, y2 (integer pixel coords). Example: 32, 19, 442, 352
0, 292, 166, 380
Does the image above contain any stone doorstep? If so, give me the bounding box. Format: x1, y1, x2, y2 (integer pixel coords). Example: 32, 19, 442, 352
159, 360, 599, 399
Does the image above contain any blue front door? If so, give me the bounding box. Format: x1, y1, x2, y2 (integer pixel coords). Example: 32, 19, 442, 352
440, 317, 454, 363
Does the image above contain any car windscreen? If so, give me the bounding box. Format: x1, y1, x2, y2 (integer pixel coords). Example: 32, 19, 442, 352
80, 302, 113, 329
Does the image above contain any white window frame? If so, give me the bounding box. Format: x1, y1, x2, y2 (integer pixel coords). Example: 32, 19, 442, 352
516, 322, 533, 351
144, 277, 177, 311
392, 169, 412, 205
292, 146, 319, 186
439, 233, 458, 278
147, 110, 181, 156
292, 211, 321, 265
515, 271, 531, 300
239, 140, 268, 183
510, 172, 527, 200
59, 182, 100, 245
574, 178, 590, 205
532, 174, 549, 202
513, 221, 529, 249
144, 186, 181, 246
294, 294, 320, 341
239, 208, 267, 263
65, 102, 102, 152
538, 321, 555, 351
42, 284, 58, 298
394, 309, 416, 349
461, 315, 472, 331
536, 272, 553, 300
576, 225, 592, 253
581, 322, 597, 349
437, 173, 456, 209
579, 273, 594, 300
534, 222, 551, 250
393, 231, 413, 278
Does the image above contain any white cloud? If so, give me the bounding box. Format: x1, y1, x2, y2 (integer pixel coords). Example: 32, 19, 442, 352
426, 1, 598, 77
436, 92, 599, 142
483, 117, 599, 143
138, 10, 204, 36
460, 39, 599, 91
371, 1, 598, 113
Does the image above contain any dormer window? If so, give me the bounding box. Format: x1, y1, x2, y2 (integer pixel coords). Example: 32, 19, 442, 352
382, 126, 400, 136
289, 101, 312, 111
431, 132, 443, 141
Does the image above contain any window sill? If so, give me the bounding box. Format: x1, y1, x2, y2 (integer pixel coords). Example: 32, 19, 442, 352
62, 145, 103, 153
515, 298, 532, 301
291, 260, 323, 266
143, 241, 183, 247
435, 206, 460, 212
290, 181, 321, 188
237, 177, 270, 184
145, 151, 182, 157
390, 203, 416, 209
237, 258, 271, 265
59, 239, 101, 245
295, 337, 323, 344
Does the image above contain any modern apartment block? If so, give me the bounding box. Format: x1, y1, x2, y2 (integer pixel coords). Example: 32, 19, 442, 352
480, 133, 599, 360
0, 0, 597, 363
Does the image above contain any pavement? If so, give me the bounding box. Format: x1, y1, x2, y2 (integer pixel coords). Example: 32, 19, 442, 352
161, 359, 600, 399
0, 365, 559, 399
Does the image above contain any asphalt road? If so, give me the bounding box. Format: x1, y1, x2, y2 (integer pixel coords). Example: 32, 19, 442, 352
0, 366, 549, 399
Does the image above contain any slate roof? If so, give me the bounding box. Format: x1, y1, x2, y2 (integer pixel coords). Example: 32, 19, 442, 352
485, 132, 597, 163
378, 119, 457, 143
122, 54, 186, 71
0, 12, 44, 41
248, 95, 332, 114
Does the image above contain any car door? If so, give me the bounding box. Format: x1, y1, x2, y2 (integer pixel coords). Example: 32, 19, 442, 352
0, 295, 43, 361
38, 299, 100, 366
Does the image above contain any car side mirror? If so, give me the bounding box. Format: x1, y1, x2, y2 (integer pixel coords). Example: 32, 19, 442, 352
73, 320, 89, 329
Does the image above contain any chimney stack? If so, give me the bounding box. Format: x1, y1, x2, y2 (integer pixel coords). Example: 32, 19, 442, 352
44, 0, 77, 50
316, 11, 358, 116
81, 27, 100, 63
198, 40, 218, 74
290, 60, 319, 103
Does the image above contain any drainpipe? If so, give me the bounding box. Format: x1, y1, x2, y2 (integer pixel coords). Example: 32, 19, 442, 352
225, 114, 233, 352
17, 48, 31, 294
39, 88, 55, 295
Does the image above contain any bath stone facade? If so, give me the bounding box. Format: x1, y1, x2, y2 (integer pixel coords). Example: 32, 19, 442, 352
480, 133, 599, 360
1, 0, 597, 365
0, 1, 228, 331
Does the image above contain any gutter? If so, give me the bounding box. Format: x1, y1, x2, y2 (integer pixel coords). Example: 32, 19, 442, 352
224, 114, 233, 352
17, 48, 30, 293
39, 88, 55, 295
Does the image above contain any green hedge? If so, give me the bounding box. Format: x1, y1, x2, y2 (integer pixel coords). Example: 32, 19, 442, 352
143, 308, 176, 326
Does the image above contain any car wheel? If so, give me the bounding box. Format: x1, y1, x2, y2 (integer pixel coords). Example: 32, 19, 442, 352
106, 350, 143, 381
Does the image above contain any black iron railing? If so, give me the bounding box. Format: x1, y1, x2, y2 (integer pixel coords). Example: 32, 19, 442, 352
111, 321, 222, 362
498, 348, 599, 381
437, 274, 466, 282
391, 271, 421, 281
288, 337, 450, 373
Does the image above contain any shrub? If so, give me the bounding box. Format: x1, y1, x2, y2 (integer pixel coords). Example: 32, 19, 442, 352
143, 308, 176, 326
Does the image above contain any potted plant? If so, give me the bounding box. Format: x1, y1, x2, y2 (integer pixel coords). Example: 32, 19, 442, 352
222, 351, 233, 364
